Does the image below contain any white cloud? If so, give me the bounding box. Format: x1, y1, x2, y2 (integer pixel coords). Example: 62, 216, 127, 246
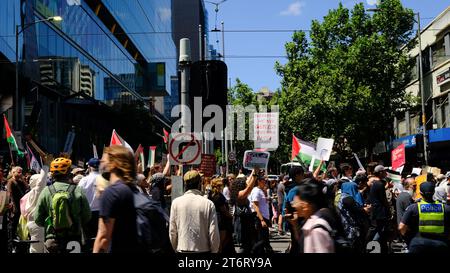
158, 8, 171, 22
280, 1, 305, 16
366, 0, 378, 5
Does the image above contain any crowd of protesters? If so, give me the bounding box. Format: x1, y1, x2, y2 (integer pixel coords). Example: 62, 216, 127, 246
1, 148, 450, 254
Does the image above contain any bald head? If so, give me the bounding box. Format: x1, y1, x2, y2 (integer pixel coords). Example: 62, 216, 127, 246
403, 177, 416, 190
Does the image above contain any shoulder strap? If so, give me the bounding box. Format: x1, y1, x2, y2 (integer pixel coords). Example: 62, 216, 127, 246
311, 223, 334, 237
67, 184, 77, 201
67, 184, 76, 194
48, 184, 57, 197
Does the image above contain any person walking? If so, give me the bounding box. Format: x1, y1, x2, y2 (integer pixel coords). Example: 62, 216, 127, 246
35, 158, 91, 253
250, 175, 273, 254
169, 170, 220, 253
93, 146, 140, 253
78, 158, 101, 249
22, 168, 47, 253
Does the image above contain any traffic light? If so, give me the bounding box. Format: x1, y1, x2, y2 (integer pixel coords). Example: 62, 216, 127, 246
189, 60, 228, 128
415, 134, 424, 159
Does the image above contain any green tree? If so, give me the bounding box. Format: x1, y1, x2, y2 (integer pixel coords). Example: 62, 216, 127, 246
227, 79, 258, 169
274, 0, 415, 161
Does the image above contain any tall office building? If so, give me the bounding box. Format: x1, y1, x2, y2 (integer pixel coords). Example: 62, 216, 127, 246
0, 0, 176, 160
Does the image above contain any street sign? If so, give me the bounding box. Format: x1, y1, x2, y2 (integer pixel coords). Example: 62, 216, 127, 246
228, 151, 236, 162
169, 133, 202, 165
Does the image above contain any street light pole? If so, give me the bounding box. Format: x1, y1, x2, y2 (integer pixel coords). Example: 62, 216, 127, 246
221, 21, 225, 62
14, 16, 62, 131
15, 24, 20, 131
416, 12, 428, 166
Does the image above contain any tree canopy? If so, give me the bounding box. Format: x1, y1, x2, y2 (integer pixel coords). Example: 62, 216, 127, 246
274, 0, 415, 161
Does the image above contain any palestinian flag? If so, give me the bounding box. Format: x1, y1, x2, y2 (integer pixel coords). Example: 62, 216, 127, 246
26, 142, 41, 173
163, 128, 169, 143
110, 129, 133, 153
162, 128, 169, 150
3, 115, 24, 157
147, 146, 156, 168
291, 134, 326, 171
134, 144, 145, 172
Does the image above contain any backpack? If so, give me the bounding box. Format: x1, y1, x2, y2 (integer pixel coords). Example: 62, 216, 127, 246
311, 223, 355, 253
132, 189, 173, 254
48, 184, 76, 231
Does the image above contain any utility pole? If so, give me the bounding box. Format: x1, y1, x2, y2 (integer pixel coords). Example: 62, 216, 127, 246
221, 21, 225, 62
199, 25, 203, 61
417, 12, 428, 166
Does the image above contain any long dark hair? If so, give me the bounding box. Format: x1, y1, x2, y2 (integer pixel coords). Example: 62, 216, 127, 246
297, 178, 327, 211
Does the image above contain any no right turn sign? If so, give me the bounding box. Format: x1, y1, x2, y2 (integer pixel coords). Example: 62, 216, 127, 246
169, 133, 202, 165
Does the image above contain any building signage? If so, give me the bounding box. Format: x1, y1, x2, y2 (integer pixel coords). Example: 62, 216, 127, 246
437, 68, 450, 86
392, 134, 416, 149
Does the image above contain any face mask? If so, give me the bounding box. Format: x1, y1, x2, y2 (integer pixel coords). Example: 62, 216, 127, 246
407, 190, 414, 196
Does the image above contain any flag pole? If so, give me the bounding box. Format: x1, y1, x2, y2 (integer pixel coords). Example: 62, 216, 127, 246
7, 142, 15, 166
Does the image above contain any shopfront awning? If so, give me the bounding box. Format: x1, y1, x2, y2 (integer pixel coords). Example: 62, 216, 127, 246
429, 127, 450, 143
392, 134, 416, 148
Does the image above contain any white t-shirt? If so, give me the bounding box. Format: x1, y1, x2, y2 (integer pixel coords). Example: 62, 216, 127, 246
222, 186, 230, 201
78, 171, 100, 211
249, 187, 270, 220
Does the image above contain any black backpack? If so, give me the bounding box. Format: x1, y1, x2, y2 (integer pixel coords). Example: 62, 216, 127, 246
132, 189, 174, 254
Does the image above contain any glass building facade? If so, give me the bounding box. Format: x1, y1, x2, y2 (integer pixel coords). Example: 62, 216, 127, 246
0, 0, 176, 106
0, 0, 176, 158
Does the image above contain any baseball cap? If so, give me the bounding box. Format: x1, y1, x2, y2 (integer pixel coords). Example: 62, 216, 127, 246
151, 173, 166, 188
88, 158, 100, 168
420, 181, 435, 195
374, 165, 386, 173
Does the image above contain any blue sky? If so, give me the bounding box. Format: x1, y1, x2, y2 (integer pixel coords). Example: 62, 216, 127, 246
205, 0, 450, 93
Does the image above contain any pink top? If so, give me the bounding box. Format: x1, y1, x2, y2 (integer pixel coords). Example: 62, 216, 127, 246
301, 215, 335, 253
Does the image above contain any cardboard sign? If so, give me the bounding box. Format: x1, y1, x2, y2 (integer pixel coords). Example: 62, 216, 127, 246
412, 168, 422, 176
391, 144, 405, 170
427, 166, 441, 177
316, 137, 334, 161
254, 112, 279, 150
396, 165, 405, 175
199, 154, 216, 177
243, 150, 270, 170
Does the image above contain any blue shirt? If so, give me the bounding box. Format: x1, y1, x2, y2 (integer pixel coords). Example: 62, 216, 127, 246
282, 184, 300, 216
